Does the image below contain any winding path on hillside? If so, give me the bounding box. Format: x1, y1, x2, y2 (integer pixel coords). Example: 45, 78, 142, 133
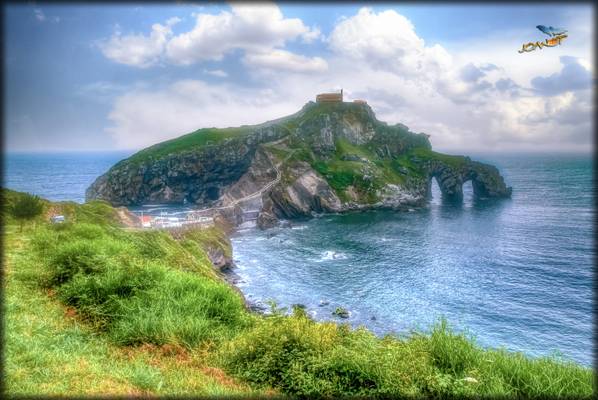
187, 145, 295, 220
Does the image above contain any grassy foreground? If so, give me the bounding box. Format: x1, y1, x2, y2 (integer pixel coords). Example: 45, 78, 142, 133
3, 189, 594, 397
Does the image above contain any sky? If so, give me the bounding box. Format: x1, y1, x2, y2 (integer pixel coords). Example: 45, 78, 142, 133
4, 2, 594, 153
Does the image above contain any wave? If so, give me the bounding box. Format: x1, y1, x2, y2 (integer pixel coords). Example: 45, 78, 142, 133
318, 250, 349, 261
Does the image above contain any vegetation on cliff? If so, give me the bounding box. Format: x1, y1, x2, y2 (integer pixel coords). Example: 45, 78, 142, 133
118, 127, 255, 168
4, 189, 592, 396
87, 100, 510, 210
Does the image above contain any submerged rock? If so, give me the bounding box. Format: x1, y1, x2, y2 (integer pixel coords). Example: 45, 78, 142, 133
257, 211, 279, 230
332, 307, 350, 318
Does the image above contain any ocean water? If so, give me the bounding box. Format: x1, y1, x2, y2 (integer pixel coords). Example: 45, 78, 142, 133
3, 151, 594, 366
4, 151, 133, 203
230, 153, 594, 367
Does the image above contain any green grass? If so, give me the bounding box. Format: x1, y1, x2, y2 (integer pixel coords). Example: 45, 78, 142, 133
282, 101, 366, 133
116, 101, 376, 169
302, 138, 408, 204
173, 225, 233, 260
220, 310, 594, 398
263, 143, 293, 162
4, 223, 261, 396
28, 222, 250, 348
408, 147, 470, 170
119, 126, 255, 167
4, 189, 594, 397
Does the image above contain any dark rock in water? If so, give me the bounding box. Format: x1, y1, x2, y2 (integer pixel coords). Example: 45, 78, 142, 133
257, 211, 279, 230
332, 307, 350, 318
248, 301, 268, 313
280, 220, 293, 229
319, 300, 329, 307
371, 316, 377, 321
425, 159, 512, 202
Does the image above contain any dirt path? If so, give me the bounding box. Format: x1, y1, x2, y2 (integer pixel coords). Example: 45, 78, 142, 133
187, 147, 296, 219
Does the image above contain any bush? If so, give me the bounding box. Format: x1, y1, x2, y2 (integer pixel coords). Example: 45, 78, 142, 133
32, 219, 248, 348
221, 316, 594, 398
10, 192, 44, 231
47, 237, 128, 286
220, 310, 434, 397
108, 270, 247, 346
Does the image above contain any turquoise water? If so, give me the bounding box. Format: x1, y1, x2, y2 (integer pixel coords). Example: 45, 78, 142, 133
4, 152, 594, 366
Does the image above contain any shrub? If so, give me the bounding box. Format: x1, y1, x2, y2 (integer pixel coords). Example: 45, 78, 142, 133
10, 192, 44, 231
220, 311, 434, 397
31, 218, 248, 348
47, 237, 128, 286
108, 270, 247, 346
221, 316, 594, 398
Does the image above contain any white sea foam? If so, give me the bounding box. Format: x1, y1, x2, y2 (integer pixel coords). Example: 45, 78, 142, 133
318, 250, 348, 261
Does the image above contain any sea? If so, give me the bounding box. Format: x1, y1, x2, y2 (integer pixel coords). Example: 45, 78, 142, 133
4, 151, 594, 367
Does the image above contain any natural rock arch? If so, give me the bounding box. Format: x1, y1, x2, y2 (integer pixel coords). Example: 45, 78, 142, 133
426, 159, 512, 202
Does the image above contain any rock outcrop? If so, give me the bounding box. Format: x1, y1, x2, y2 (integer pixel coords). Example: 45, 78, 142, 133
426, 159, 512, 201
87, 100, 512, 227
266, 161, 342, 219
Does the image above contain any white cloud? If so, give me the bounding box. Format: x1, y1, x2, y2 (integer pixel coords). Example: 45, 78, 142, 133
106, 80, 301, 149
301, 26, 321, 43
98, 21, 175, 68
99, 3, 321, 74
34, 8, 46, 21
531, 56, 592, 96
33, 8, 61, 24
104, 6, 593, 153
203, 69, 228, 77
329, 8, 452, 78
243, 49, 328, 73
166, 3, 319, 65
166, 16, 182, 27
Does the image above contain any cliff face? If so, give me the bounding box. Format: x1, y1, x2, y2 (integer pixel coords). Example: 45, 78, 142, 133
86, 125, 289, 206
86, 101, 512, 227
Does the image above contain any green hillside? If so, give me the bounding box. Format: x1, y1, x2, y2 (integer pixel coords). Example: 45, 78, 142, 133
4, 188, 593, 396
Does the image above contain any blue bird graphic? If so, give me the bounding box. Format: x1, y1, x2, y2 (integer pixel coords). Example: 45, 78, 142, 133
536, 25, 567, 37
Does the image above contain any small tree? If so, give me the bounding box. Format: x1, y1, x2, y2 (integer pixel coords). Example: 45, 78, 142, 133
10, 193, 44, 232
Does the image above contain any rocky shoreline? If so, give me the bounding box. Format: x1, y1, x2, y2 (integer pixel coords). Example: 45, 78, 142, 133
213, 207, 416, 319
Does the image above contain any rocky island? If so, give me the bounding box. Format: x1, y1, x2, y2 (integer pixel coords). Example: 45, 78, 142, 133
86, 96, 512, 228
